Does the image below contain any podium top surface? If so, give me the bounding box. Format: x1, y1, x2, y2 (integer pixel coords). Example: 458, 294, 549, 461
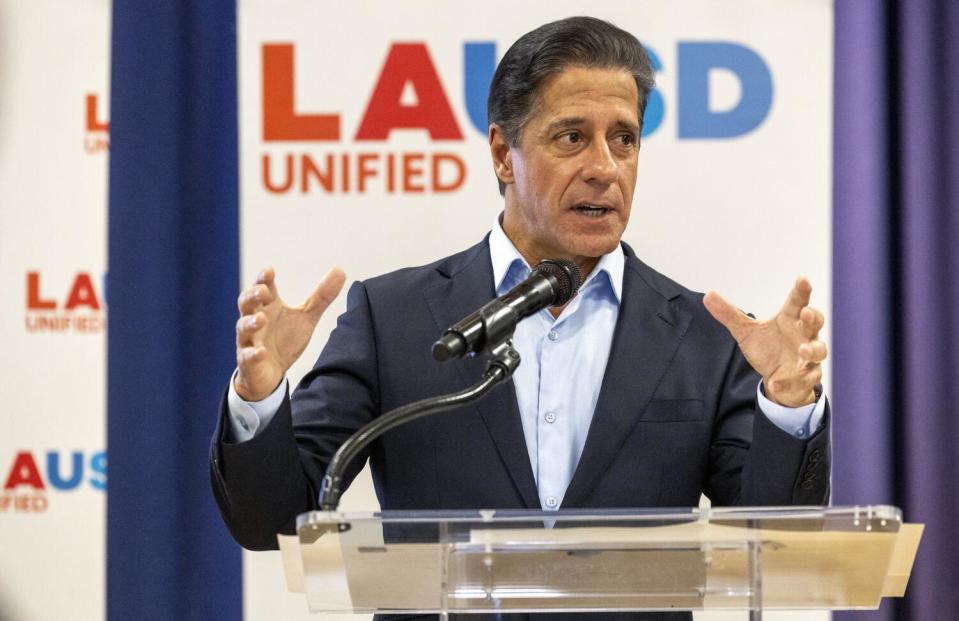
298, 504, 902, 531
287, 506, 919, 614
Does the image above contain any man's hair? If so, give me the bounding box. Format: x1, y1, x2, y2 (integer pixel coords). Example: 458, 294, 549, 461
487, 16, 656, 195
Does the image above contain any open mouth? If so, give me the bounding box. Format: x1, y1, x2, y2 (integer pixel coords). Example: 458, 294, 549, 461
572, 204, 612, 218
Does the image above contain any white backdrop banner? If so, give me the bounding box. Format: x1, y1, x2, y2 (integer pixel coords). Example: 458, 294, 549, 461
237, 1, 833, 620
0, 0, 110, 620
0, 1, 832, 620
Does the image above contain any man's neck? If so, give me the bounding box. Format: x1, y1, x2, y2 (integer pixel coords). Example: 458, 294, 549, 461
498, 218, 600, 281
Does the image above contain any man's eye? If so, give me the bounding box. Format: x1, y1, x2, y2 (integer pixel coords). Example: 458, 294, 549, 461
618, 133, 635, 146
560, 131, 581, 144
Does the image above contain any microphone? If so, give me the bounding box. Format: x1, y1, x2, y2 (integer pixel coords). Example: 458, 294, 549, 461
432, 258, 583, 361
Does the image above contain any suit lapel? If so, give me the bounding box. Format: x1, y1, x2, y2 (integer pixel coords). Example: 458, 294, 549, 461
423, 239, 541, 509
562, 250, 693, 508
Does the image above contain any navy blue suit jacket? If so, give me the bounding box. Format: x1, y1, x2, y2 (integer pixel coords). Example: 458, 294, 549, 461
211, 238, 830, 554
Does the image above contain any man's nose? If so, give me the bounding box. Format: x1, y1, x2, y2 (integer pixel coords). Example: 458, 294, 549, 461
581, 139, 618, 184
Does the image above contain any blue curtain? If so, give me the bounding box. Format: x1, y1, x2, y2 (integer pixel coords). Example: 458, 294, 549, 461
107, 1, 242, 619
834, 0, 959, 619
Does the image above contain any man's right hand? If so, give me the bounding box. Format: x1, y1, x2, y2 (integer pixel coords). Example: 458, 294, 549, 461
234, 266, 347, 402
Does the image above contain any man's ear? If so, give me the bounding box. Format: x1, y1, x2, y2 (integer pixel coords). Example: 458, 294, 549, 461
489, 124, 515, 186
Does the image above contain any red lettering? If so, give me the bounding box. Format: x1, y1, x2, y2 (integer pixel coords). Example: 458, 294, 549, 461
386, 153, 396, 192
0, 493, 48, 513
257, 150, 470, 195
33, 494, 49, 512
263, 153, 295, 193
263, 44, 340, 141
84, 135, 110, 154
76, 315, 106, 333
25, 315, 69, 332
432, 153, 466, 192
4, 452, 45, 491
341, 153, 350, 192
86, 93, 109, 132
402, 153, 426, 193
301, 153, 334, 193
355, 44, 463, 141
65, 273, 101, 311
26, 272, 56, 310
357, 153, 378, 192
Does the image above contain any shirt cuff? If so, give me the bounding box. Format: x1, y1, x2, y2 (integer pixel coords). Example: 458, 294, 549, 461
756, 380, 826, 440
226, 370, 288, 442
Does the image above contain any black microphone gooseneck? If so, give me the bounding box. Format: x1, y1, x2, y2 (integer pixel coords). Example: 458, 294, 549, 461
317, 258, 583, 511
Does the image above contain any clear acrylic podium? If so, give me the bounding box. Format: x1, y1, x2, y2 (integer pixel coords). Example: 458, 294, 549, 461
279, 505, 922, 618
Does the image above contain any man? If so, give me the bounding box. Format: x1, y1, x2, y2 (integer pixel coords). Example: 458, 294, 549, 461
211, 15, 830, 615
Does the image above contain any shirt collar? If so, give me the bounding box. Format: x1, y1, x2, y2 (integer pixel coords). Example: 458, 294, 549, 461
489, 213, 624, 303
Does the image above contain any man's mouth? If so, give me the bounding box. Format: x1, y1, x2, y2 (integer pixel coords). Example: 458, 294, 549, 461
572, 203, 612, 218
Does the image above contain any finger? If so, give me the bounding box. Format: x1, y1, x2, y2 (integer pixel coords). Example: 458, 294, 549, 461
799, 306, 825, 339
235, 312, 266, 348
798, 340, 828, 364
703, 290, 754, 342
255, 266, 279, 299
236, 345, 266, 368
781, 277, 813, 319
237, 284, 275, 315
303, 267, 347, 322
766, 371, 819, 402
803, 365, 824, 387
237, 288, 260, 315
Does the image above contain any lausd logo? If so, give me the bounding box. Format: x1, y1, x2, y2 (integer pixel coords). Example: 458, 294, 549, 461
260, 43, 471, 197
25, 271, 106, 334
258, 39, 774, 198
85, 92, 109, 154
1, 450, 106, 514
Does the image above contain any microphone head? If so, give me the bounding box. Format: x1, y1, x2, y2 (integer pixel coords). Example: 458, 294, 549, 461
534, 259, 583, 306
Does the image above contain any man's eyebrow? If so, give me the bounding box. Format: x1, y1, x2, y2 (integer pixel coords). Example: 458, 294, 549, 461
612, 119, 641, 134
544, 117, 588, 133
543, 117, 640, 134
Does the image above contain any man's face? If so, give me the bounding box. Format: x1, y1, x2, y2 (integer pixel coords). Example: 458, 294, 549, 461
494, 66, 640, 270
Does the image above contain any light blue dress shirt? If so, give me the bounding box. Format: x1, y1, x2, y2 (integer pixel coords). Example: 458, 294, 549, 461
486, 218, 825, 511
228, 218, 826, 511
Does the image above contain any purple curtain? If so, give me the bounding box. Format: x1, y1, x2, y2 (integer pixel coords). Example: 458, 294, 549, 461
834, 0, 959, 619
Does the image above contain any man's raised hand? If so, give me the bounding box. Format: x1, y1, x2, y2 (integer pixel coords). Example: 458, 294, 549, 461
234, 267, 347, 402
703, 278, 827, 408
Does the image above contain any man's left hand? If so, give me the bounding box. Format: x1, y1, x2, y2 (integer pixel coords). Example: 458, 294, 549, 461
703, 278, 826, 408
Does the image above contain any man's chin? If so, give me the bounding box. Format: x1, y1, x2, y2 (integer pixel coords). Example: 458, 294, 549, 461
563, 235, 622, 260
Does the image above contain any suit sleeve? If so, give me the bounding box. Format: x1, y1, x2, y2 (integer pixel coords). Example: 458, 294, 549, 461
704, 340, 831, 507
209, 281, 381, 550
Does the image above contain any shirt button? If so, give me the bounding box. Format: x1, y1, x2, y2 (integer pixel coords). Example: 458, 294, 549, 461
544, 411, 556, 424
796, 428, 807, 438
545, 496, 558, 508
547, 330, 558, 341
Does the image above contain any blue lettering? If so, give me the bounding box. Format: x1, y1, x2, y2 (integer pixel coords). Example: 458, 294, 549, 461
461, 40, 772, 141
90, 451, 107, 490
464, 42, 497, 135
678, 42, 773, 138
641, 45, 664, 138
47, 451, 83, 490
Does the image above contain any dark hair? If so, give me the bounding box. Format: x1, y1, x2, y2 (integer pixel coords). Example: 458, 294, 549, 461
487, 16, 656, 195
